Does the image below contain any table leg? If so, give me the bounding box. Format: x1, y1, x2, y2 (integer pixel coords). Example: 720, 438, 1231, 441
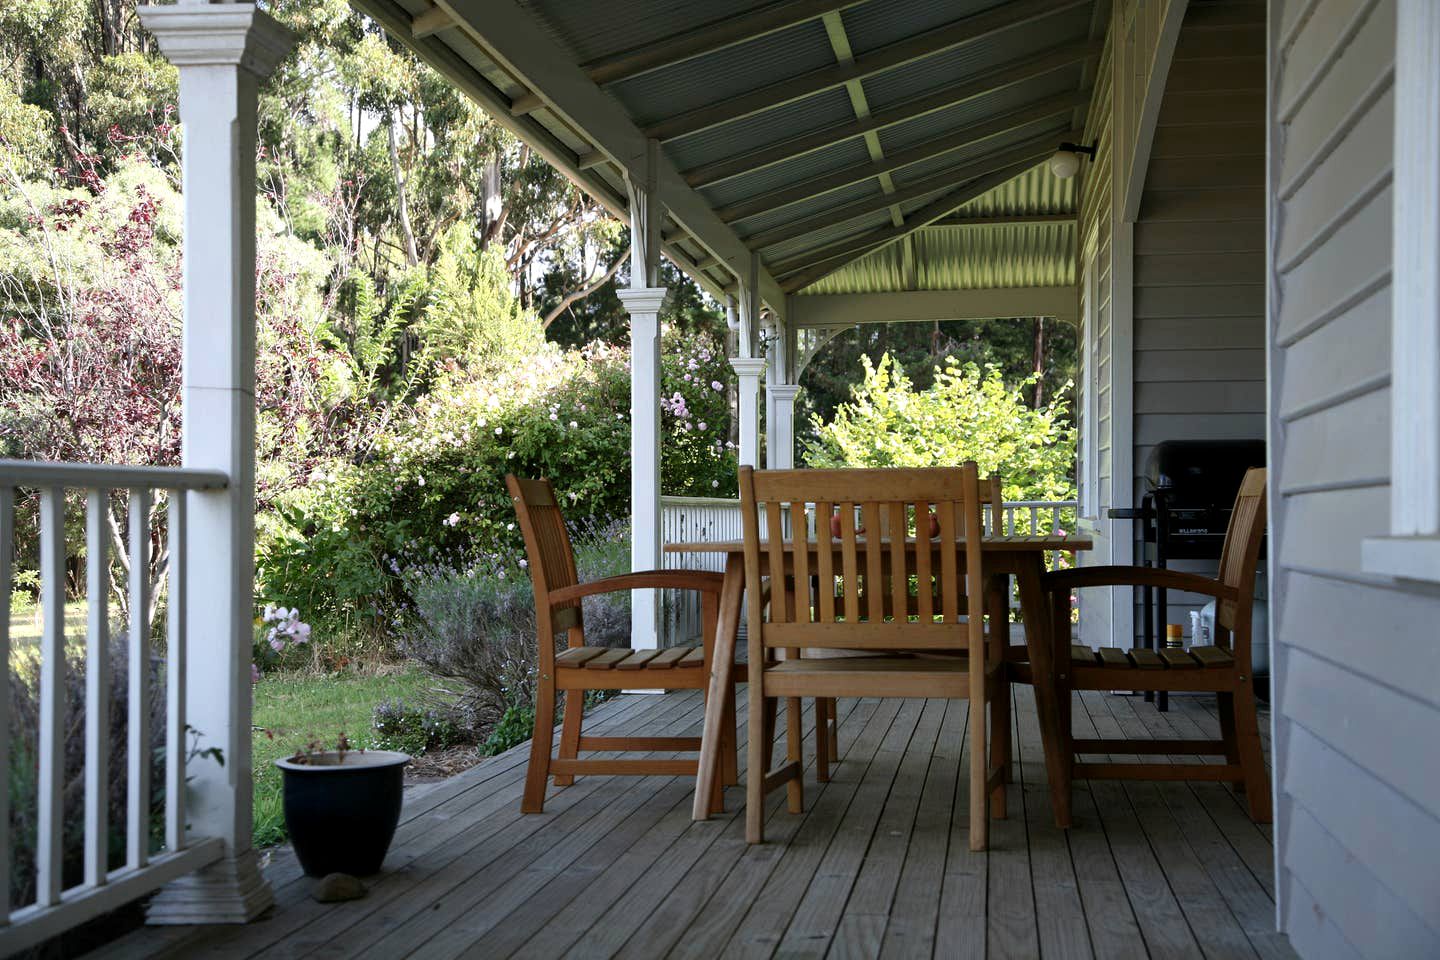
693, 552, 744, 821
987, 573, 1010, 818
1015, 557, 1072, 829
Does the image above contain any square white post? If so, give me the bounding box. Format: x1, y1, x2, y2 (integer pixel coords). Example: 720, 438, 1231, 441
618, 287, 667, 648
731, 358, 766, 468
140, 1, 292, 925
767, 384, 801, 470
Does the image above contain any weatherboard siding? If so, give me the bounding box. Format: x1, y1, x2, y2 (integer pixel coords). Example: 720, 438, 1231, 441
1078, 36, 1116, 649
1129, 0, 1268, 644
1269, 0, 1440, 956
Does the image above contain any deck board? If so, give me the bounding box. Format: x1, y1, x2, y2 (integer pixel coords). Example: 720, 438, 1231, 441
100, 687, 1291, 960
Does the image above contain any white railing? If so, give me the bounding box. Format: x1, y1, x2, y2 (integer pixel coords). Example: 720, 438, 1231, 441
658, 496, 1078, 641
0, 461, 227, 954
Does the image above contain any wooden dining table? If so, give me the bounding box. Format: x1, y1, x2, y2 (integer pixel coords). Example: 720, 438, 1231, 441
666, 532, 1092, 826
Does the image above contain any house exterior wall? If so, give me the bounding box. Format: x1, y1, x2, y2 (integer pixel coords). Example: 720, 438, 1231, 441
1269, 0, 1440, 955
1130, 0, 1268, 643
1077, 38, 1118, 648
1077, 0, 1268, 648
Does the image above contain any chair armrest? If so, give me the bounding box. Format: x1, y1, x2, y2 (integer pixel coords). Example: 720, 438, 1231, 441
547, 570, 726, 607
1042, 566, 1238, 601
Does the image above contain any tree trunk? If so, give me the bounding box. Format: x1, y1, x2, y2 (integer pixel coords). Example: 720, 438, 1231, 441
541, 245, 629, 329
1032, 316, 1047, 408
387, 107, 419, 268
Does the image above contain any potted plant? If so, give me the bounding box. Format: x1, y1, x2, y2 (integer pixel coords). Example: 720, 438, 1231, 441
274, 734, 410, 877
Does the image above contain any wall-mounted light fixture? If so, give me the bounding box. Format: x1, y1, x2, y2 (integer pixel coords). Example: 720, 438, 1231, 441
1049, 141, 1098, 179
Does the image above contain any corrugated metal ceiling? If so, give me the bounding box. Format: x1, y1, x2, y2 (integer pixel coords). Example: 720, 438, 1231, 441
369, 0, 1100, 303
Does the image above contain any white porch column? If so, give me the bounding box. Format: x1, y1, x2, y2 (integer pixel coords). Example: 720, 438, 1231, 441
731, 358, 766, 467
767, 384, 801, 469
623, 139, 665, 649
139, 1, 292, 925
618, 287, 667, 648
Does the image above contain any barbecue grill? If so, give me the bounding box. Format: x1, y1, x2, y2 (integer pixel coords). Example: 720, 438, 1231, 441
1109, 439, 1266, 709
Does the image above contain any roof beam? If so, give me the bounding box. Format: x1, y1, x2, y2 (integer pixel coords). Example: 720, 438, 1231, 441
681, 39, 1100, 188
582, 0, 864, 86
819, 9, 904, 228
411, 4, 454, 38
775, 160, 1043, 291
790, 287, 1079, 326
927, 212, 1076, 227
643, 0, 1090, 142
717, 90, 1089, 223
431, 0, 786, 313
352, 0, 731, 303
744, 130, 1071, 251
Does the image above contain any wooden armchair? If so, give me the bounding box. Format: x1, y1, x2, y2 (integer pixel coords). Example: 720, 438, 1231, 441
1037, 467, 1270, 822
808, 475, 1010, 786
739, 464, 1005, 849
507, 475, 737, 814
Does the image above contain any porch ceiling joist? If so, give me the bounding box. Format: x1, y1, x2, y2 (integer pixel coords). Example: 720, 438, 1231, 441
581, 0, 865, 87
642, 0, 1090, 142
717, 89, 1091, 224
681, 38, 1100, 189
928, 212, 1077, 226
790, 287, 1079, 327
431, 0, 786, 313
410, 4, 453, 38
745, 130, 1072, 252
355, 0, 736, 303
776, 159, 1043, 292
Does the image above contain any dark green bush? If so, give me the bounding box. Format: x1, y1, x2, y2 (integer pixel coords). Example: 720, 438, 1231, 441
370, 698, 460, 756
481, 704, 535, 757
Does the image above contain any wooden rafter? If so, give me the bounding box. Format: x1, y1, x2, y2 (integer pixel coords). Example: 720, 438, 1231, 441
581, 0, 865, 86
411, 4, 454, 38
643, 0, 1089, 142
774, 160, 1044, 291
717, 90, 1090, 224
744, 129, 1072, 252
927, 212, 1077, 227
681, 39, 1099, 188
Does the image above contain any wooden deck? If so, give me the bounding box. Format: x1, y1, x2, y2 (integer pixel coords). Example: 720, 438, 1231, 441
104, 685, 1291, 960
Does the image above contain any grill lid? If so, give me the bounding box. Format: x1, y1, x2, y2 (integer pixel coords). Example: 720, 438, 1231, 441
1144, 440, 1265, 504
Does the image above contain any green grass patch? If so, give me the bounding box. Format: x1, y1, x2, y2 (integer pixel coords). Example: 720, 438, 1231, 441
251, 666, 435, 848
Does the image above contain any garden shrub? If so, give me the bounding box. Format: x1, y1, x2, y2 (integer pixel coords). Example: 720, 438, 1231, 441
256, 327, 735, 647
399, 523, 631, 742
804, 354, 1078, 505
480, 704, 535, 757
370, 698, 460, 756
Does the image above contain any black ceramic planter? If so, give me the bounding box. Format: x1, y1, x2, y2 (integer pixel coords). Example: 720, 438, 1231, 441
275, 750, 409, 877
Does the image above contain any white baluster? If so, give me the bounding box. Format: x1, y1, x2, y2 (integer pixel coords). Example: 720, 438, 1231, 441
166, 493, 187, 853
128, 488, 152, 869
0, 486, 12, 921
85, 490, 111, 888
37, 486, 66, 906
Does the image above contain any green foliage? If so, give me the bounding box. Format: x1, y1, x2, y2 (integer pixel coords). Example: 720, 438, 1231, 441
417, 229, 546, 376
481, 704, 535, 757
370, 698, 460, 756
798, 318, 1077, 450
660, 328, 738, 497
256, 344, 630, 632
805, 354, 1077, 504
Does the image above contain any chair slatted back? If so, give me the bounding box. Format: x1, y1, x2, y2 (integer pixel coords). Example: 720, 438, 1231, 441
738, 465, 987, 655
506, 475, 583, 632
1214, 467, 1267, 636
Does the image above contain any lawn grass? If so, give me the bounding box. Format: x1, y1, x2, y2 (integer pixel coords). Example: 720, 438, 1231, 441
251, 665, 436, 847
